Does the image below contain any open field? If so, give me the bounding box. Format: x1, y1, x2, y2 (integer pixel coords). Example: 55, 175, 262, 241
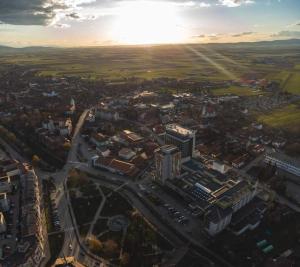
212, 86, 264, 96
1, 41, 300, 82
257, 101, 300, 134
283, 72, 300, 94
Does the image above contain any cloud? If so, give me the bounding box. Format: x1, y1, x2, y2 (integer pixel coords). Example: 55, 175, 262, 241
192, 33, 224, 40
286, 20, 300, 28
219, 0, 255, 7
0, 0, 96, 26
271, 30, 300, 38
232, 31, 254, 37
53, 23, 70, 28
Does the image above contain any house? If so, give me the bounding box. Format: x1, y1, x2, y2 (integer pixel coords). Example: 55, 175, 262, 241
121, 130, 144, 144
92, 156, 139, 177
118, 148, 136, 161
90, 133, 108, 148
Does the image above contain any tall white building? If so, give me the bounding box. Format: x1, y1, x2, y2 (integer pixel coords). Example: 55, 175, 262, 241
165, 124, 196, 162
155, 145, 181, 183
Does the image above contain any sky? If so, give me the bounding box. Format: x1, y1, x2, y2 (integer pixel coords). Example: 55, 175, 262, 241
0, 0, 299, 47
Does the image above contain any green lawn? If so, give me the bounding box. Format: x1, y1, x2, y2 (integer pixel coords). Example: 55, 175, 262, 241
257, 102, 300, 134
283, 72, 300, 94
212, 86, 263, 96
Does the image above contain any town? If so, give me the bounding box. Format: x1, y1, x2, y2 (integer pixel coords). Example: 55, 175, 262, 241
0, 57, 299, 267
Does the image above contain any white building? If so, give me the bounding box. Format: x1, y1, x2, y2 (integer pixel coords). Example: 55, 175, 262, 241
205, 180, 258, 236
155, 145, 181, 183
165, 124, 196, 162
265, 152, 300, 177
212, 160, 230, 174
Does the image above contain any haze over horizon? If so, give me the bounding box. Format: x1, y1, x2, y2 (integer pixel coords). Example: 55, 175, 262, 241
0, 0, 300, 47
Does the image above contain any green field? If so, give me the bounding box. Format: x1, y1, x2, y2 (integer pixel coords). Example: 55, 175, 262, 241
212, 86, 264, 96
1, 42, 300, 82
283, 72, 300, 94
257, 102, 300, 134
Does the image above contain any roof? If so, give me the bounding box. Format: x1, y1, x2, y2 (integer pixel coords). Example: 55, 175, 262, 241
166, 124, 195, 137
266, 152, 300, 169
122, 130, 144, 142
95, 157, 139, 177
156, 145, 180, 155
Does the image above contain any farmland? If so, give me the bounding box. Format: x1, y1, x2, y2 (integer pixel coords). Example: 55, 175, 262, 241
0, 41, 300, 85
212, 86, 264, 96
257, 101, 300, 134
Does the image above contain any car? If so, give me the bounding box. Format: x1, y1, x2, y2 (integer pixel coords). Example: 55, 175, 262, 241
5, 234, 12, 239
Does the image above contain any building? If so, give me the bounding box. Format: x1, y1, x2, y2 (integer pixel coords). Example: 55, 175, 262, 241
212, 160, 230, 174
265, 152, 300, 177
205, 180, 258, 236
96, 109, 120, 121
165, 124, 196, 162
155, 145, 181, 183
0, 212, 6, 233
118, 148, 136, 161
121, 130, 144, 145
92, 156, 139, 177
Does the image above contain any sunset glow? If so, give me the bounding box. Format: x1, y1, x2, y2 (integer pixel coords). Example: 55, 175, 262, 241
112, 1, 186, 45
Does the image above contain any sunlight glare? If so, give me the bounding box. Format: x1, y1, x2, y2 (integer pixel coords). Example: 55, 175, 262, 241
112, 1, 186, 45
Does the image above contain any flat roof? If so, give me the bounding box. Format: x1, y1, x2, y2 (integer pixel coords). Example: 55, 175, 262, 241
166, 124, 195, 137
159, 145, 180, 154
266, 152, 300, 169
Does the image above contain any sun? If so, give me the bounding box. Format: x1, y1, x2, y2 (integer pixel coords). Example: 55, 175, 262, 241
112, 1, 186, 45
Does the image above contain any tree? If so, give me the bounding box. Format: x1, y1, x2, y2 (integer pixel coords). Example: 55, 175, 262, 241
63, 142, 71, 151
68, 169, 88, 188
88, 236, 103, 254
103, 239, 119, 256
120, 252, 130, 266
32, 155, 41, 167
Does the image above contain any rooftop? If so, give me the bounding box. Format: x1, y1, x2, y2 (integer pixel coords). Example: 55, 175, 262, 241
166, 124, 195, 137
266, 152, 300, 169
158, 145, 180, 155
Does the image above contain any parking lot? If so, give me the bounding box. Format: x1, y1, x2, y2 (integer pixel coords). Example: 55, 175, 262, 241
138, 179, 207, 240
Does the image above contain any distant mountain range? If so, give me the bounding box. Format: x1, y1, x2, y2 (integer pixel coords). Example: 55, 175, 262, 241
0, 38, 300, 52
